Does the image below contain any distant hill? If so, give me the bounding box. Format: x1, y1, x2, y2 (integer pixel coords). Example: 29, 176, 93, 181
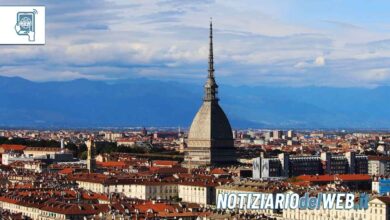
0, 76, 389, 129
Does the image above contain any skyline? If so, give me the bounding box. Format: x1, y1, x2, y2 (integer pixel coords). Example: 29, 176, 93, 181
1, 1, 390, 87
0, 2, 390, 220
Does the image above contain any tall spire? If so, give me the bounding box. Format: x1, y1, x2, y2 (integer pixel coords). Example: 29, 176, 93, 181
208, 18, 214, 78
204, 18, 219, 102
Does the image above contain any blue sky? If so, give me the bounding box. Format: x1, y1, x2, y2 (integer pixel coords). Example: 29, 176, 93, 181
1, 0, 390, 87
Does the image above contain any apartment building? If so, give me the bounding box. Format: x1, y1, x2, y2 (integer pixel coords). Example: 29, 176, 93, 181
253, 152, 368, 179
368, 156, 390, 176
178, 181, 217, 206
283, 196, 390, 220
71, 174, 178, 200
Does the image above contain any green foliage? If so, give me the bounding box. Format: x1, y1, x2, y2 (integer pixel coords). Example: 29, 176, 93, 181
95, 141, 117, 154
80, 151, 88, 160
78, 144, 87, 159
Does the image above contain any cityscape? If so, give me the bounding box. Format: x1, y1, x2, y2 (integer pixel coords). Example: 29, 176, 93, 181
1, 1, 390, 220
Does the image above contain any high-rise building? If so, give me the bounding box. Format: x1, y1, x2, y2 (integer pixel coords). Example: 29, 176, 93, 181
368, 156, 390, 175
253, 152, 368, 179
272, 130, 283, 140
287, 130, 294, 138
184, 21, 236, 167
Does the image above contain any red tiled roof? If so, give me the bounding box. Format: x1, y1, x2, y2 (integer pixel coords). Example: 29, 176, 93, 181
68, 173, 109, 184
58, 168, 74, 175
368, 156, 390, 161
24, 147, 62, 152
97, 161, 126, 168
159, 212, 207, 217
69, 173, 177, 185
81, 192, 109, 201
377, 196, 390, 205
211, 168, 228, 175
135, 202, 175, 213
297, 174, 371, 182
147, 167, 188, 175
41, 202, 108, 215
152, 160, 178, 167
12, 183, 33, 189
178, 180, 220, 187
0, 144, 26, 151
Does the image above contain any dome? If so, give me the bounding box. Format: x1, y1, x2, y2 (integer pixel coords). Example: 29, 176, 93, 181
188, 101, 233, 143
184, 20, 236, 166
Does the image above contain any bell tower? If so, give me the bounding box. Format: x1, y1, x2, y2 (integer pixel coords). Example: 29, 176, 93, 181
86, 137, 96, 172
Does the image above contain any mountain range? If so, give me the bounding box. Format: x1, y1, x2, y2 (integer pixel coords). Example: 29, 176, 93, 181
0, 76, 389, 129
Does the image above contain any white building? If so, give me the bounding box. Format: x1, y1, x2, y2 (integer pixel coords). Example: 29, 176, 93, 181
178, 181, 217, 206
116, 138, 137, 147
1, 153, 34, 165
368, 156, 390, 176
0, 197, 41, 219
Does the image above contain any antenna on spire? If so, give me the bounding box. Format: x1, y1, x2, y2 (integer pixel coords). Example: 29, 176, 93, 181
203, 18, 219, 102
208, 18, 214, 77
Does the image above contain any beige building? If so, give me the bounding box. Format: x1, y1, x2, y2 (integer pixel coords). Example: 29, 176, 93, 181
111, 183, 178, 200
178, 182, 217, 206
0, 197, 107, 220
282, 196, 390, 220
74, 175, 178, 200
116, 139, 136, 147
0, 198, 41, 219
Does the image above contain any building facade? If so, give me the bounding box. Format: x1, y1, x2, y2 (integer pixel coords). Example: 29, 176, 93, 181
184, 21, 236, 167
368, 156, 390, 176
178, 182, 216, 206
253, 152, 368, 179
76, 178, 178, 200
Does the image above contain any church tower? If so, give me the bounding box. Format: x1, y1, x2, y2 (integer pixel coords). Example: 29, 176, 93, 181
86, 138, 96, 172
184, 20, 236, 167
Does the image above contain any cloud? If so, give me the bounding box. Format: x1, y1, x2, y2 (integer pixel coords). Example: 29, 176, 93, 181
314, 56, 326, 66
0, 0, 390, 87
356, 68, 390, 83
294, 56, 326, 69
322, 20, 362, 30
294, 62, 307, 69
82, 24, 109, 30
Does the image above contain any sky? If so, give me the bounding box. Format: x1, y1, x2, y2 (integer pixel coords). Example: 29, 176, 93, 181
1, 0, 390, 87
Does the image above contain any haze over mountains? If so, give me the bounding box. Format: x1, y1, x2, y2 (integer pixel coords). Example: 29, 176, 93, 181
0, 76, 389, 129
